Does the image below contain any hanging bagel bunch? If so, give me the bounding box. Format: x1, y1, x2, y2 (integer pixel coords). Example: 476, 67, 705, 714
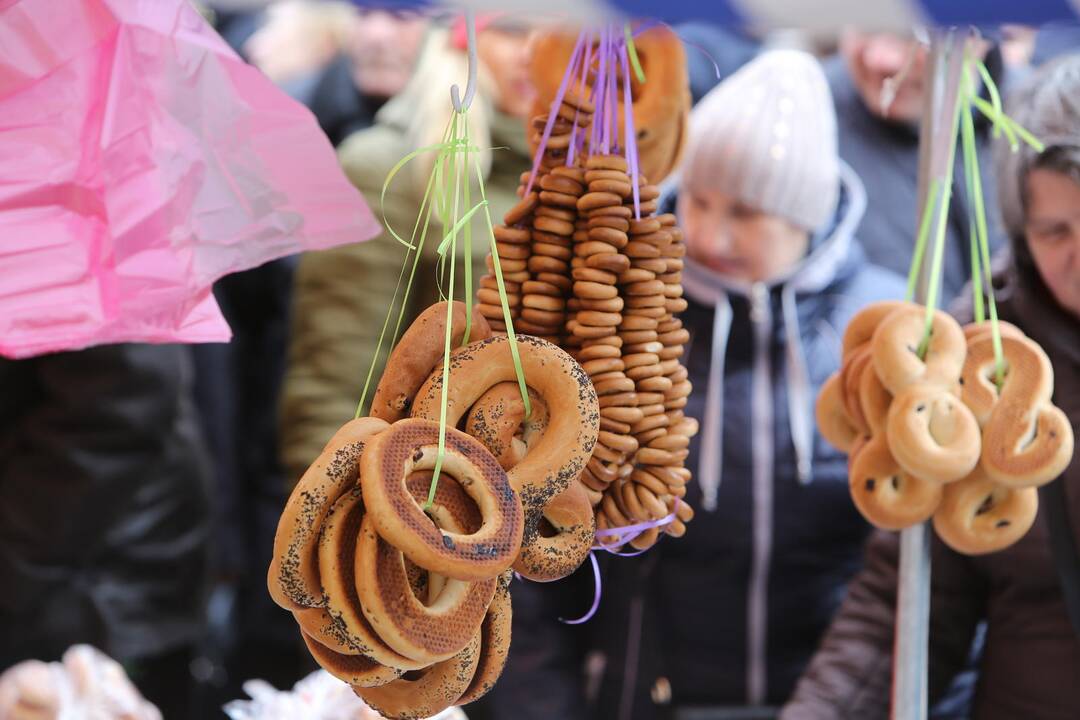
270, 302, 602, 719
817, 301, 1074, 555
486, 24, 699, 553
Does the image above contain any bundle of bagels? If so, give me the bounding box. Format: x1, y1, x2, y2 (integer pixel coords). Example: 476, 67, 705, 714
475, 89, 698, 552
817, 300, 1074, 555
270, 303, 603, 719
269, 36, 700, 716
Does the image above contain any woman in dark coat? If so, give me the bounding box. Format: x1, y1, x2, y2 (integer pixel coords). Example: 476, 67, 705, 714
782, 54, 1080, 720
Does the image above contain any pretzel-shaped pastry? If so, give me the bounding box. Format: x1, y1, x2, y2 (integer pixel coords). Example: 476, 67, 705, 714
841, 301, 909, 358
361, 418, 523, 581
872, 305, 966, 394
465, 383, 550, 471
815, 372, 860, 453
849, 436, 943, 530
353, 629, 482, 720
933, 465, 1038, 555
962, 320, 1025, 344
410, 335, 599, 516
370, 301, 492, 422
886, 385, 981, 484
962, 334, 1074, 488
269, 417, 390, 610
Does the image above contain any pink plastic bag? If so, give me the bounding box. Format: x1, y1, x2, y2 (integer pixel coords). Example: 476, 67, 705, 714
0, 0, 380, 359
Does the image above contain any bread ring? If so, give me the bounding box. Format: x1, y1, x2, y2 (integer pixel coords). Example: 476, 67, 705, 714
588, 226, 630, 247
494, 226, 531, 243
457, 361, 591, 582
514, 480, 596, 581
573, 267, 618, 284
965, 335, 1074, 488
858, 359, 893, 436
886, 386, 981, 483
455, 579, 513, 705
354, 629, 482, 720
812, 375, 855, 453
871, 305, 966, 394
933, 465, 1038, 555
962, 319, 1025, 344
841, 301, 909, 357
587, 252, 632, 273
840, 347, 872, 434
300, 630, 403, 688
302, 487, 428, 671
588, 178, 633, 197
411, 335, 599, 518
579, 344, 622, 361
540, 173, 584, 195
578, 192, 623, 212
355, 510, 495, 664
466, 383, 550, 471
270, 417, 390, 610
588, 215, 631, 231
586, 154, 628, 172
371, 302, 493, 422
361, 418, 523, 580
629, 526, 661, 551
504, 192, 539, 225
849, 436, 943, 530
585, 204, 633, 219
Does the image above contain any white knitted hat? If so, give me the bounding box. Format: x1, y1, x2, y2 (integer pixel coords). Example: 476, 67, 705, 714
681, 49, 839, 231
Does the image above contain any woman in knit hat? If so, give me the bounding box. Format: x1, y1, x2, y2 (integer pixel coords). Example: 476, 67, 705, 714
486, 50, 908, 720
783, 53, 1080, 720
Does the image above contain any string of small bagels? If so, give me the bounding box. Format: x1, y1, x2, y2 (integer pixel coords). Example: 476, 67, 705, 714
267, 20, 697, 720
816, 41, 1074, 555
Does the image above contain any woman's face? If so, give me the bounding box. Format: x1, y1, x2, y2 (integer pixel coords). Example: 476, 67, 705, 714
677, 187, 810, 283
477, 28, 536, 119
1025, 168, 1080, 319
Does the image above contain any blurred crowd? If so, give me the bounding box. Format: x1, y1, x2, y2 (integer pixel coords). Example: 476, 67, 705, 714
2, 2, 1079, 718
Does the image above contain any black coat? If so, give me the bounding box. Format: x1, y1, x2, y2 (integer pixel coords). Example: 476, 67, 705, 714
0, 344, 210, 665
486, 167, 908, 720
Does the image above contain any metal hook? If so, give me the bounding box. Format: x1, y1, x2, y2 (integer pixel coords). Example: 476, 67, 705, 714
450, 9, 478, 112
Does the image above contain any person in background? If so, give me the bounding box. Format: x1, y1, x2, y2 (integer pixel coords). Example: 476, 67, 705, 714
243, 1, 429, 146
280, 14, 535, 485
0, 345, 211, 719
827, 29, 1008, 303
782, 53, 1080, 720
490, 50, 907, 720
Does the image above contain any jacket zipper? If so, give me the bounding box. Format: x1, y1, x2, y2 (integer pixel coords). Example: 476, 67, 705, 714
747, 282, 774, 705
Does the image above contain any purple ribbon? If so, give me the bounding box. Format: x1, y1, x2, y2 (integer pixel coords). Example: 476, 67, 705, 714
618, 40, 642, 219
513, 498, 684, 625
524, 31, 587, 198
558, 551, 602, 624
567, 33, 593, 167
594, 505, 678, 552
